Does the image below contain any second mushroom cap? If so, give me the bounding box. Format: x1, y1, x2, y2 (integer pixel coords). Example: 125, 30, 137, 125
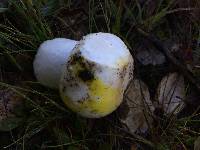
60, 32, 134, 118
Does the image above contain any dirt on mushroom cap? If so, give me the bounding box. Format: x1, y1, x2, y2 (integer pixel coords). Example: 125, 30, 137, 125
59, 33, 134, 118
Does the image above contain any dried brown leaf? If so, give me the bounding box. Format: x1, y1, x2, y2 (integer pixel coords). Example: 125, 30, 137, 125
119, 79, 154, 134
0, 89, 24, 131
155, 73, 185, 114
194, 136, 200, 150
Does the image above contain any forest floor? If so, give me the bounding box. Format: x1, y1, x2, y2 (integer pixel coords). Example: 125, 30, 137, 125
0, 0, 200, 149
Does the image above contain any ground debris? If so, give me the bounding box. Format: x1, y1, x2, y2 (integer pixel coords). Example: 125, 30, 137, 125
0, 88, 24, 131
155, 72, 185, 114
119, 79, 154, 134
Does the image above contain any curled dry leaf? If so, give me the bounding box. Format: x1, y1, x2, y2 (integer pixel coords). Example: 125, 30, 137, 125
194, 136, 200, 150
119, 79, 154, 134
155, 73, 185, 114
0, 89, 24, 131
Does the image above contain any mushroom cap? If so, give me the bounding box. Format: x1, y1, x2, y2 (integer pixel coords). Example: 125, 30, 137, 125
33, 38, 77, 89
60, 33, 134, 118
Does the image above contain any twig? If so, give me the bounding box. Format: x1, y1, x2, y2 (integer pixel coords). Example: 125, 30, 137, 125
136, 28, 200, 92
166, 8, 199, 15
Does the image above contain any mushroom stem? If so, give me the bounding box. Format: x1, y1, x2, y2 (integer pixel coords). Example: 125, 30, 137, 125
33, 38, 77, 89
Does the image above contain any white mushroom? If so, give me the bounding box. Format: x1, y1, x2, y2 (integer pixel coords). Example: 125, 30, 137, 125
60, 33, 134, 118
33, 33, 134, 118
33, 38, 77, 89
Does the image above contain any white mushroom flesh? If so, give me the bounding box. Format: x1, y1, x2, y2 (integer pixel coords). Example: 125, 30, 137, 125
33, 38, 77, 89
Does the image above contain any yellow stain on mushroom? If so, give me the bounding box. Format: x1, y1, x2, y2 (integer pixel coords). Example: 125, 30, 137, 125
61, 77, 122, 118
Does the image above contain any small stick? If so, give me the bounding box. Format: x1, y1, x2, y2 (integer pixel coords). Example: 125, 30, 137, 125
136, 28, 200, 92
